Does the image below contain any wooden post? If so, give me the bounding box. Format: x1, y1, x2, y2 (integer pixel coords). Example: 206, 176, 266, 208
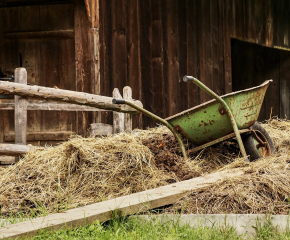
123, 86, 133, 132
113, 88, 124, 133
14, 68, 27, 161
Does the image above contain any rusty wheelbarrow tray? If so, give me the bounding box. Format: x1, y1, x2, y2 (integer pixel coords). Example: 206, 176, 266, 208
113, 76, 274, 161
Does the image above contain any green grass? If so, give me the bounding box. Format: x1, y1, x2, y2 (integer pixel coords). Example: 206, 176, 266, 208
15, 214, 290, 240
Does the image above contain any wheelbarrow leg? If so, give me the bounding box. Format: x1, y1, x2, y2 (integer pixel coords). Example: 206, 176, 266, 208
112, 99, 188, 160
183, 76, 249, 161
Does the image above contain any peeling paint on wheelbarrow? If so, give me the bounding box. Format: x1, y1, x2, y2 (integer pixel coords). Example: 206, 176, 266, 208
166, 80, 271, 146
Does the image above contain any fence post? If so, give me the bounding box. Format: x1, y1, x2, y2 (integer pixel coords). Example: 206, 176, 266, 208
113, 88, 124, 133
123, 86, 132, 132
14, 68, 27, 161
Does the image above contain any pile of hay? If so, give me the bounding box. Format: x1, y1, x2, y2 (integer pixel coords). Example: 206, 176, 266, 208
1, 118, 290, 216
0, 127, 195, 215
163, 118, 290, 215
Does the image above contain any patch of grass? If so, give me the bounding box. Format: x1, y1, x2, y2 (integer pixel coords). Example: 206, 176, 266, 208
21, 215, 242, 240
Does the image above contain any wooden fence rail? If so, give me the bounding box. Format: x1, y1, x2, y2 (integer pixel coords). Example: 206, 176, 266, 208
0, 68, 142, 161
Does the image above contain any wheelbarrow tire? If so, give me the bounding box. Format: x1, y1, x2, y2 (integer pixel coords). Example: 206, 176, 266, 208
243, 122, 275, 161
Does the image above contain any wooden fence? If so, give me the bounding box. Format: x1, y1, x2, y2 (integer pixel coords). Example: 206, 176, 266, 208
0, 68, 142, 164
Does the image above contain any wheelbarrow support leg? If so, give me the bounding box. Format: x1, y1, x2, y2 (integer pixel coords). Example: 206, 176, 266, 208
183, 76, 249, 161
112, 99, 188, 160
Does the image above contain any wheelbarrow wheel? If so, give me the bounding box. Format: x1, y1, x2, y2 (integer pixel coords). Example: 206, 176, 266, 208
243, 122, 275, 161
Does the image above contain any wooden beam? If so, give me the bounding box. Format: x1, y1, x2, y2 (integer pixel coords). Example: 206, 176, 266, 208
14, 68, 27, 145
0, 143, 43, 156
14, 68, 27, 162
4, 131, 74, 142
0, 169, 244, 239
0, 99, 112, 112
4, 30, 74, 39
0, 81, 143, 113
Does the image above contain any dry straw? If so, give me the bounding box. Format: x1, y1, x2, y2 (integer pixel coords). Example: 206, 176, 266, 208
0, 130, 175, 214
1, 119, 290, 215
165, 118, 290, 215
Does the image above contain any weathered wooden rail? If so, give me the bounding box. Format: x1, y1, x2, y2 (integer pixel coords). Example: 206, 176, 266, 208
0, 68, 142, 161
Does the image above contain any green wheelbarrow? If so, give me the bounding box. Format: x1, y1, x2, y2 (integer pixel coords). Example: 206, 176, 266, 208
113, 76, 274, 161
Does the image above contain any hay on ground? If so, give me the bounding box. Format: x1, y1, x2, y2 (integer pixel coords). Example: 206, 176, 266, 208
163, 118, 290, 215
1, 118, 290, 216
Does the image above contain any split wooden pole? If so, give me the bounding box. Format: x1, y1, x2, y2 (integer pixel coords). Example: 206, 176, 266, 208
0, 81, 142, 114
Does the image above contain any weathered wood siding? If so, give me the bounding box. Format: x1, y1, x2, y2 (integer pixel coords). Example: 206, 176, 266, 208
100, 0, 290, 128
0, 3, 76, 145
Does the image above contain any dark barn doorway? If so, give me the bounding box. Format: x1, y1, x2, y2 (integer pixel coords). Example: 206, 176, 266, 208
231, 39, 290, 121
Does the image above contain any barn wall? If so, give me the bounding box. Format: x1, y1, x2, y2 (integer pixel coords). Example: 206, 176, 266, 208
0, 3, 76, 145
100, 0, 290, 128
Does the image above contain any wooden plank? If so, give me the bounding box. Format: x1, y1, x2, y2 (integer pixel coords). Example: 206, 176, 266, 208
17, 5, 41, 139
0, 8, 4, 147
165, 0, 180, 116
4, 30, 74, 39
14, 68, 27, 145
223, 0, 232, 93
0, 143, 43, 156
264, 0, 274, 47
113, 88, 124, 133
214, 0, 225, 96
0, 81, 143, 113
127, 0, 142, 129
263, 47, 280, 118
39, 3, 75, 138
150, 0, 164, 121
0, 99, 113, 111
85, 0, 101, 123
280, 50, 290, 118
123, 86, 132, 132
2, 7, 19, 143
211, 0, 222, 96
74, 0, 93, 136
186, 0, 199, 108
253, 0, 265, 45
139, 0, 151, 127
99, 0, 112, 125
0, 168, 244, 239
111, 0, 127, 91
177, 0, 187, 111
201, 0, 213, 103
4, 131, 74, 142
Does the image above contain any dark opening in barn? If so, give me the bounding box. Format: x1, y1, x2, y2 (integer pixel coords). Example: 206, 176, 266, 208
232, 39, 290, 120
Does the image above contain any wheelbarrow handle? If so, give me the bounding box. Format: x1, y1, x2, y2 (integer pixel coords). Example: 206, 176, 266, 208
183, 75, 249, 160
112, 98, 125, 104
112, 98, 188, 160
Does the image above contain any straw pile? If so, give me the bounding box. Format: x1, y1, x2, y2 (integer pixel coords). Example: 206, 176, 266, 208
163, 118, 290, 215
0, 127, 195, 215
1, 118, 290, 216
